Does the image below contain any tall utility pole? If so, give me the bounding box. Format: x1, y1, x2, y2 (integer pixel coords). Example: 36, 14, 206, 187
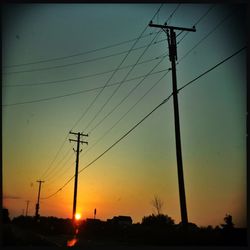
35, 180, 44, 219
25, 200, 30, 216
149, 21, 196, 226
69, 131, 88, 221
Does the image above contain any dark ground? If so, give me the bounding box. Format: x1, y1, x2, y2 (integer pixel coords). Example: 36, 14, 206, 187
2, 220, 247, 247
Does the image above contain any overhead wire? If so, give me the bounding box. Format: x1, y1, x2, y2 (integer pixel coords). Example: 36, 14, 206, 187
43, 66, 169, 185
85, 4, 181, 133
42, 3, 181, 186
79, 7, 223, 159
36, 3, 165, 185
40, 45, 246, 199
82, 3, 244, 173
41, 92, 173, 199
42, 146, 73, 181
3, 37, 167, 75
81, 70, 171, 158
70, 4, 165, 132
88, 56, 168, 134
166, 3, 181, 24
40, 3, 181, 194
177, 4, 216, 45
178, 46, 246, 92
84, 5, 239, 158
39, 2, 212, 187
2, 68, 168, 107
3, 31, 161, 68
43, 67, 169, 186
177, 7, 238, 63
39, 133, 70, 180
82, 28, 166, 132
84, 3, 182, 133
3, 54, 167, 88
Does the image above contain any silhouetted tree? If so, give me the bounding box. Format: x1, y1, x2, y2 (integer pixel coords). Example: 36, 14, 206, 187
221, 214, 234, 229
151, 195, 164, 215
142, 214, 175, 227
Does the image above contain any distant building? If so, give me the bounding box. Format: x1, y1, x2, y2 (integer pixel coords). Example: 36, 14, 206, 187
107, 216, 132, 226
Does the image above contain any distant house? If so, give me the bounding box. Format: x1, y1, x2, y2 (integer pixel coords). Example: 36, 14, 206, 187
107, 216, 132, 226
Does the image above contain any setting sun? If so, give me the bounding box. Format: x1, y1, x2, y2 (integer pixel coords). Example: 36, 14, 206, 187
75, 213, 81, 220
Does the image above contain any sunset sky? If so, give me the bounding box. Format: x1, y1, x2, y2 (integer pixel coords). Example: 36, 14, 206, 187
2, 3, 247, 228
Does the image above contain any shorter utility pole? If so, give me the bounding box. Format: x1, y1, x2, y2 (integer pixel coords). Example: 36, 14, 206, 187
69, 131, 88, 222
25, 200, 30, 216
94, 208, 96, 220
35, 180, 44, 220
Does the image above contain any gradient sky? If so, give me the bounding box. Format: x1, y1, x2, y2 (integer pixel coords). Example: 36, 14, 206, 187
2, 3, 247, 228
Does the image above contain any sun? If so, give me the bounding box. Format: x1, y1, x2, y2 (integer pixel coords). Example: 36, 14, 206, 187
75, 213, 81, 220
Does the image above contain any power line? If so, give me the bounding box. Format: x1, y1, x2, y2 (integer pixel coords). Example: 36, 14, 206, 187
37, 3, 164, 186
41, 93, 173, 199
177, 7, 237, 63
46, 160, 75, 185
42, 146, 73, 181
76, 5, 214, 161
78, 8, 238, 169
178, 46, 246, 92
70, 10, 165, 132
88, 56, 167, 133
84, 4, 182, 133
3, 32, 161, 69
3, 38, 166, 75
2, 68, 168, 107
45, 69, 170, 186
79, 3, 218, 164
166, 3, 181, 24
37, 5, 223, 184
3, 54, 167, 88
177, 4, 216, 45
81, 70, 171, 158
39, 134, 69, 180
41, 45, 246, 199
82, 31, 166, 132
40, 5, 179, 189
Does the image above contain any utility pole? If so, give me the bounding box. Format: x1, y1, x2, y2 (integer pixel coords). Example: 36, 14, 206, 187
149, 21, 196, 227
25, 200, 30, 216
35, 180, 44, 220
69, 131, 88, 222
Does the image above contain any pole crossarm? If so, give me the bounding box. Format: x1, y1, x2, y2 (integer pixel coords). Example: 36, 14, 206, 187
69, 131, 88, 137
149, 21, 196, 32
69, 138, 88, 144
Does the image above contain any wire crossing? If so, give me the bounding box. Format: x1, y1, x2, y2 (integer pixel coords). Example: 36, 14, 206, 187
36, 3, 165, 189
41, 93, 173, 200
3, 54, 167, 88
3, 32, 161, 68
2, 68, 168, 107
3, 38, 167, 75
40, 45, 246, 200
